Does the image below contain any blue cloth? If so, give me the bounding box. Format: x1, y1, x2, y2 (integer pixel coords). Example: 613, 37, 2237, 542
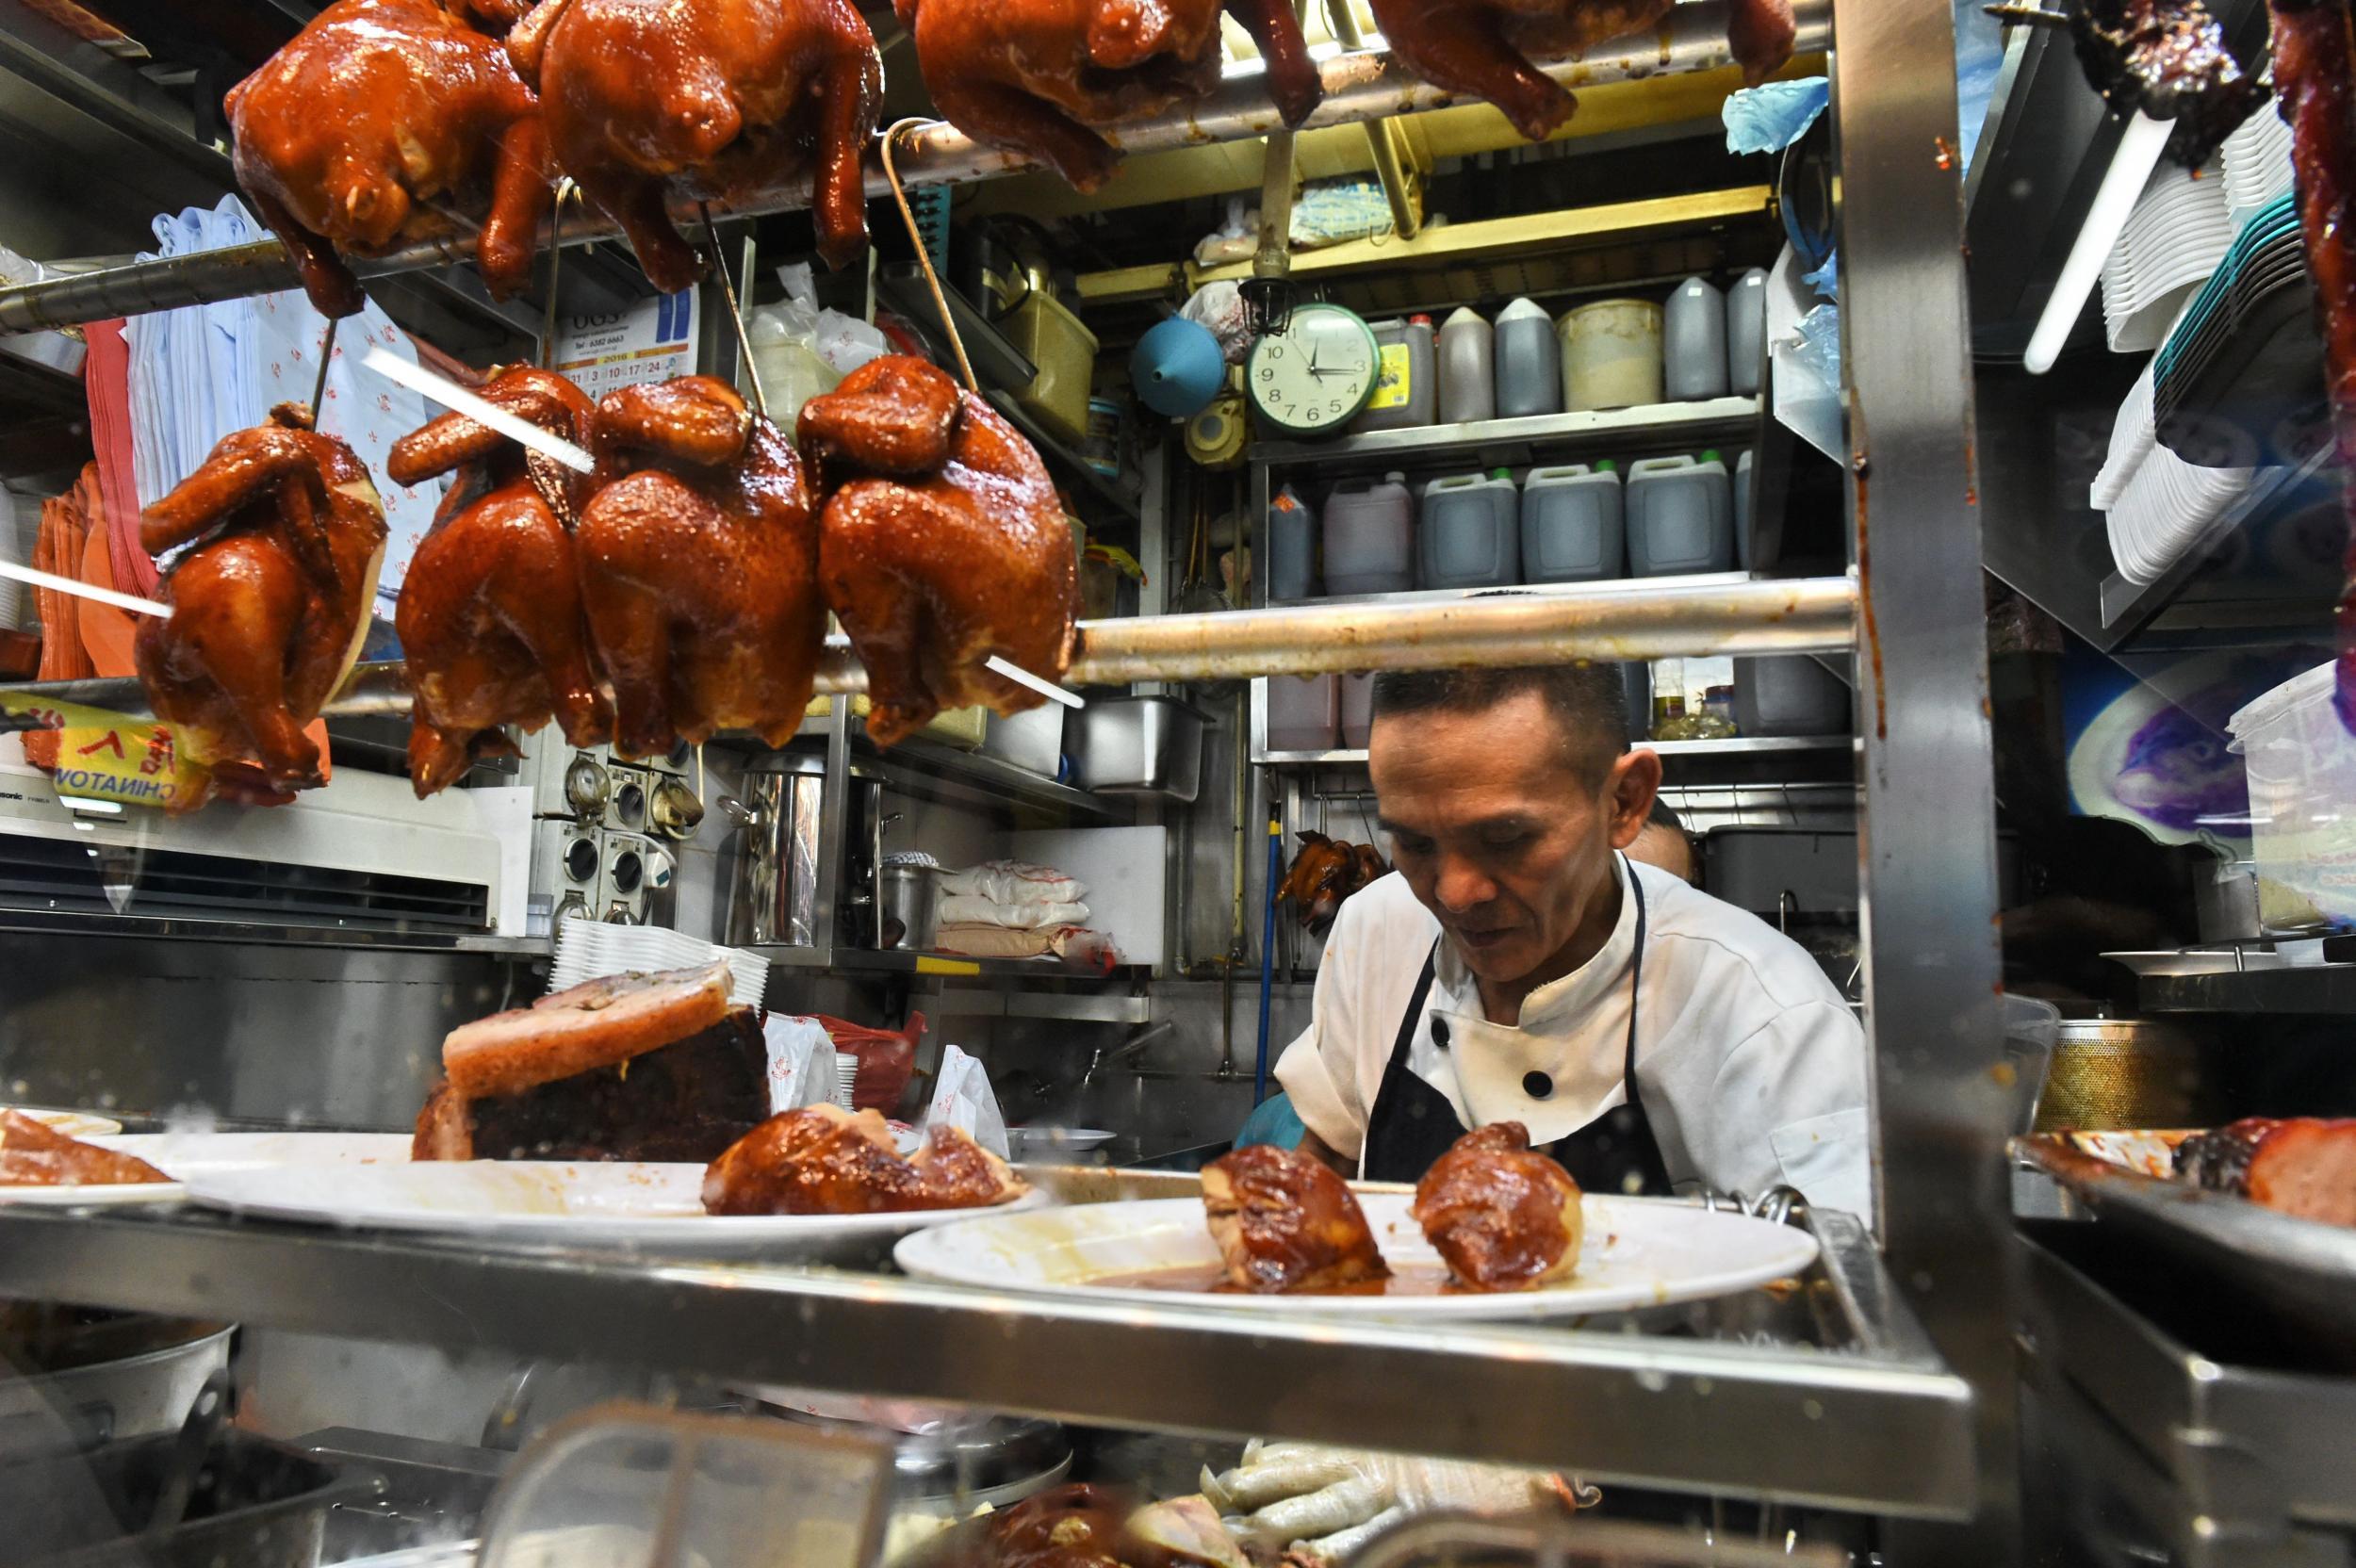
1234, 1091, 1306, 1151
1722, 77, 1828, 156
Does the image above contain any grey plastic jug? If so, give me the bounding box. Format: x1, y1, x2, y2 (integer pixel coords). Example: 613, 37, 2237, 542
1420, 469, 1520, 590
1321, 472, 1416, 596
1625, 451, 1735, 576
1437, 307, 1496, 425
1663, 276, 1728, 401
1726, 269, 1768, 396
1521, 462, 1625, 583
1493, 298, 1562, 418
1268, 482, 1317, 601
1354, 315, 1437, 433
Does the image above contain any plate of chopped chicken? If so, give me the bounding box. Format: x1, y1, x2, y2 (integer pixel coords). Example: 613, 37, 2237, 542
0, 1115, 429, 1206
184, 1104, 1040, 1252
894, 1128, 1819, 1317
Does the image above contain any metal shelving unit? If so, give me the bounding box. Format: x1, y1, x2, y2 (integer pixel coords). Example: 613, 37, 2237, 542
1253, 735, 1851, 767
1249, 396, 1761, 472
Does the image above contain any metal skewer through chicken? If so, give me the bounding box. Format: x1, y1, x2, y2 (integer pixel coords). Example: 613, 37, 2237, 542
389, 366, 612, 796
135, 403, 388, 809
897, 0, 1325, 191
507, 0, 884, 289
227, 0, 551, 318
799, 355, 1081, 746
1364, 0, 1796, 144
574, 374, 826, 757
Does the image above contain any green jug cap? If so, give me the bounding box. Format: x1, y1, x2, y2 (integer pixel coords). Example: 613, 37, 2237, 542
1698, 448, 1722, 464
1595, 459, 1616, 472
1490, 466, 1511, 481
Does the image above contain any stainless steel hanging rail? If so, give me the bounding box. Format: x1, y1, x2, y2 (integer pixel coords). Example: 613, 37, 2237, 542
4, 576, 1857, 718
0, 0, 1829, 335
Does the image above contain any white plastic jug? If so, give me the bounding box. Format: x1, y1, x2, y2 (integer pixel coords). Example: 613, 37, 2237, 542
1339, 672, 1375, 749
1559, 300, 1663, 411
1420, 469, 1520, 590
1726, 269, 1769, 396
1438, 307, 1496, 425
1625, 452, 1735, 577
1493, 298, 1562, 418
1265, 674, 1341, 752
1268, 483, 1317, 601
1521, 462, 1625, 583
1734, 449, 1755, 570
1663, 276, 1728, 401
1321, 472, 1416, 596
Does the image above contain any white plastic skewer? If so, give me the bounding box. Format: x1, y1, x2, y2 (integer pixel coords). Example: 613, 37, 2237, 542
986, 654, 1084, 708
360, 347, 596, 472
0, 558, 169, 618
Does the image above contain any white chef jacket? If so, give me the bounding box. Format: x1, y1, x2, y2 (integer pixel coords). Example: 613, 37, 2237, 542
1273, 855, 1872, 1217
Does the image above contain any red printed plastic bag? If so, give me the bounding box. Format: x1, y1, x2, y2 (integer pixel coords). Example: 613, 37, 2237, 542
811, 1012, 924, 1114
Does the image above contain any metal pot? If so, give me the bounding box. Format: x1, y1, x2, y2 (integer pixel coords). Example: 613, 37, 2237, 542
0, 1316, 233, 1450
720, 754, 826, 949
880, 863, 941, 952
2034, 1018, 2220, 1132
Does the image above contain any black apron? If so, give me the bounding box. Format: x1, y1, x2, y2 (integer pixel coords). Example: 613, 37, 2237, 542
1359, 868, 1672, 1192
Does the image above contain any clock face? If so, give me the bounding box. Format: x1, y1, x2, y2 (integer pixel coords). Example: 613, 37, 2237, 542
1247, 304, 1379, 436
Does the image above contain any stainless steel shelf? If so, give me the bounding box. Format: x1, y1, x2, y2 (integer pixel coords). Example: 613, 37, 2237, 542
1255, 735, 1852, 766
2116, 961, 2356, 1014
1248, 397, 1761, 469
826, 949, 1153, 985
863, 734, 1117, 821
0, 1201, 1972, 1516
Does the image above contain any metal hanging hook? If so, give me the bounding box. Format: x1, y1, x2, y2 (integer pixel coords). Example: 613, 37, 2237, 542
307, 315, 338, 429
698, 202, 767, 419
540, 177, 579, 370
882, 117, 978, 395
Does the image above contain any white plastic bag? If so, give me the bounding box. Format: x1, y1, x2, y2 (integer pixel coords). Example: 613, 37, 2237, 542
938, 858, 1087, 906
777, 261, 890, 377
921, 1044, 1009, 1159
761, 1015, 839, 1114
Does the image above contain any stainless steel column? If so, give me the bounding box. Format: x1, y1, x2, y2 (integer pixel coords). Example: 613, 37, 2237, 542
1829, 0, 2014, 1559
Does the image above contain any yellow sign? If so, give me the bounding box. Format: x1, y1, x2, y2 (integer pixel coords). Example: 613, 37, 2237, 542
1366, 342, 1413, 411
0, 692, 207, 810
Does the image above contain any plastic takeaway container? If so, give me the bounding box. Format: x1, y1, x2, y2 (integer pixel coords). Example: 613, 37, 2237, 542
1559, 300, 1664, 411
1340, 673, 1375, 748
1321, 472, 1417, 596
2228, 659, 2356, 932
1420, 469, 1521, 589
1266, 675, 1342, 752
1735, 449, 1755, 570
1268, 482, 1317, 601
1726, 268, 1770, 396
1354, 315, 1437, 433
1732, 655, 1850, 736
1663, 275, 1728, 401
1625, 451, 1734, 576
1521, 462, 1624, 583
1438, 306, 1496, 425
1493, 298, 1562, 418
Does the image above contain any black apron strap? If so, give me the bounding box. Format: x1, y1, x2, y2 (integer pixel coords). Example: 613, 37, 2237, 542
1541, 866, 1672, 1195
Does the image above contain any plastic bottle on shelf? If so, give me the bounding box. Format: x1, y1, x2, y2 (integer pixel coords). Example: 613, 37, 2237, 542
1662, 276, 1728, 401
1734, 449, 1755, 570
1726, 268, 1769, 396
1339, 673, 1375, 748
1354, 315, 1437, 433
1493, 298, 1562, 418
1265, 674, 1342, 751
1625, 451, 1735, 576
1437, 306, 1496, 425
1558, 300, 1663, 411
1321, 471, 1417, 596
1267, 483, 1317, 601
1650, 659, 1694, 740
1520, 462, 1624, 583
1419, 468, 1521, 589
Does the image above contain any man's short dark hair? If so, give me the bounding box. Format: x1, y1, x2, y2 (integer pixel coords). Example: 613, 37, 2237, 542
1368, 663, 1631, 787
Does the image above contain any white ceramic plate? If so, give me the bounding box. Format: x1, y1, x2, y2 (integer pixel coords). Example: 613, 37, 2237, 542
893, 1193, 1819, 1319
2, 1107, 124, 1137
183, 1160, 1045, 1252
1006, 1127, 1116, 1159
0, 1131, 413, 1206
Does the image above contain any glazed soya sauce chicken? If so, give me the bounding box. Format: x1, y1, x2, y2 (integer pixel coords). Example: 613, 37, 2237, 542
899, 0, 1324, 190
0, 1113, 168, 1189
508, 0, 883, 287
1277, 831, 1389, 934
702, 1103, 1023, 1215
136, 402, 388, 809
227, 0, 549, 318
1193, 1129, 1582, 1295
389, 365, 612, 795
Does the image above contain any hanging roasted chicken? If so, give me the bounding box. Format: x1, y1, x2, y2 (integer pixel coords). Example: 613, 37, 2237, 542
136, 403, 388, 808
226, 0, 550, 318
507, 0, 883, 291
799, 355, 1081, 746
1363, 0, 1793, 143
574, 374, 825, 757
388, 366, 612, 796
899, 0, 1324, 190
1278, 830, 1389, 933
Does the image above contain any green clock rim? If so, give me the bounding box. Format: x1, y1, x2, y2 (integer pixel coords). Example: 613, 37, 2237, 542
1247, 303, 1381, 436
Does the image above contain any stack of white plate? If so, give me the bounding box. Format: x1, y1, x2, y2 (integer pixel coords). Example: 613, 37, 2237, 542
2093, 357, 2256, 586
2100, 161, 2235, 353
546, 922, 770, 1009
2222, 109, 2295, 233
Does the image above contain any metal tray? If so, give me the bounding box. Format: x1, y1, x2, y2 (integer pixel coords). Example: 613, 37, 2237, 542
2015, 1131, 2356, 1368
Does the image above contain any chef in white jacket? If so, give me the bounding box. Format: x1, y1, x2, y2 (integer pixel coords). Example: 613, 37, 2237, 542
1274, 662, 1871, 1217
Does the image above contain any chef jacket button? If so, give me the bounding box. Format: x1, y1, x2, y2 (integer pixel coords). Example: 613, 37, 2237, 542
1431, 1018, 1450, 1047
1523, 1070, 1554, 1100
